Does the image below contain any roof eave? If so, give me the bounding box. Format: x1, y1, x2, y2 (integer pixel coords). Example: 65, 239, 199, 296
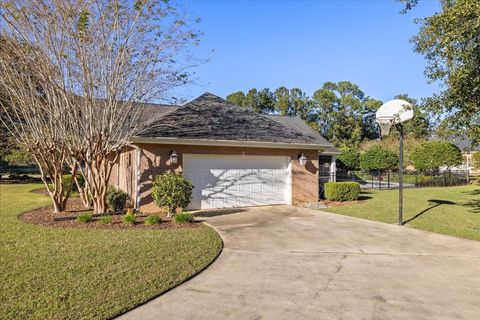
320, 150, 342, 155
131, 136, 332, 150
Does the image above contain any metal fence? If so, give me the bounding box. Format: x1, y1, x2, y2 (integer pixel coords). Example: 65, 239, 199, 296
334, 170, 470, 190
0, 165, 39, 174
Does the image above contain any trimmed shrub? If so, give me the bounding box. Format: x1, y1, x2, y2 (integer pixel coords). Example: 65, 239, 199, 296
174, 212, 193, 224
62, 173, 85, 193
122, 209, 136, 225
324, 182, 361, 201
152, 172, 194, 217
473, 152, 480, 171
106, 187, 128, 213
360, 145, 398, 172
98, 215, 112, 224
76, 212, 93, 223
338, 147, 361, 171
411, 141, 462, 172
144, 215, 162, 226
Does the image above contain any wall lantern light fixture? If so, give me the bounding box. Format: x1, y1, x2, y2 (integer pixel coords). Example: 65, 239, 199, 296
298, 153, 308, 166
169, 150, 179, 164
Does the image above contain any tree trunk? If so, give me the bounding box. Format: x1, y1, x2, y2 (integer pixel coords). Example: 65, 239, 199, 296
167, 206, 176, 218
71, 162, 91, 208
33, 151, 70, 213
82, 153, 117, 214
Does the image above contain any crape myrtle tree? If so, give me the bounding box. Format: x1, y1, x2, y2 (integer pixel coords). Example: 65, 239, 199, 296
0, 36, 78, 212
0, 0, 200, 214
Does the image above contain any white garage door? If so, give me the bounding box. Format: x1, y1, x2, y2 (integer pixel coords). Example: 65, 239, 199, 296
183, 154, 291, 210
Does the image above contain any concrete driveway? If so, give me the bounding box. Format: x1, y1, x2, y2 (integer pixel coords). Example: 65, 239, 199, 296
119, 206, 480, 320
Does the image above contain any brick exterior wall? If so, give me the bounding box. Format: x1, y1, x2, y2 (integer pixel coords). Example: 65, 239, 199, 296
112, 143, 320, 212
109, 146, 137, 204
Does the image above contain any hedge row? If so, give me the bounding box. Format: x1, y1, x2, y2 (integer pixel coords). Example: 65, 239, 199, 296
324, 182, 361, 201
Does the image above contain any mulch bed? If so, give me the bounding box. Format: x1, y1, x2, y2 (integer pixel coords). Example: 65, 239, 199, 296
31, 187, 50, 195
20, 192, 199, 230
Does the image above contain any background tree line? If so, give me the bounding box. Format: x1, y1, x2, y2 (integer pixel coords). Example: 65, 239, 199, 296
226, 82, 431, 148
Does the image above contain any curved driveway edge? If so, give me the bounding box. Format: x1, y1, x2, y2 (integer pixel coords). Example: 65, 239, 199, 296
118, 205, 480, 320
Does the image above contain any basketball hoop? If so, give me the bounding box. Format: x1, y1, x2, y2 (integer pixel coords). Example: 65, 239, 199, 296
376, 115, 396, 137
375, 99, 414, 226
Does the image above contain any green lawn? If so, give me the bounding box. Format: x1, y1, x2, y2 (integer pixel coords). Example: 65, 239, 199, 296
0, 184, 222, 319
324, 185, 480, 241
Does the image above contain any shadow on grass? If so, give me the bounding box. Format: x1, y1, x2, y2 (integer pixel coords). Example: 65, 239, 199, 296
463, 189, 480, 196
463, 200, 480, 213
360, 191, 374, 195
358, 195, 373, 200
403, 199, 457, 225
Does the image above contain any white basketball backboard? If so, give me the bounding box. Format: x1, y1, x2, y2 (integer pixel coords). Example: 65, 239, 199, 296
376, 99, 413, 124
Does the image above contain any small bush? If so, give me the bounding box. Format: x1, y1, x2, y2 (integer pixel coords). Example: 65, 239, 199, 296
106, 187, 128, 213
122, 209, 136, 225
76, 212, 93, 223
144, 215, 162, 225
324, 182, 361, 201
174, 212, 193, 224
8, 173, 20, 180
152, 172, 194, 217
98, 215, 112, 224
63, 173, 85, 193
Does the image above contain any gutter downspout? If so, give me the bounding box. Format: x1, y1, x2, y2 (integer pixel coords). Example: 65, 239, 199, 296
134, 145, 142, 210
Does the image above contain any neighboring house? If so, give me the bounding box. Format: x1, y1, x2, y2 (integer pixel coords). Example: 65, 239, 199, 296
110, 93, 339, 211
451, 137, 480, 174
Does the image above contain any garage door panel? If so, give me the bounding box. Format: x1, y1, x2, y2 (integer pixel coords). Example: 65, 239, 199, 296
183, 155, 289, 209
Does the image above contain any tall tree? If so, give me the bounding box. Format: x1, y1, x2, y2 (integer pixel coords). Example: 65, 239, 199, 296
257, 88, 275, 114
363, 98, 383, 140
410, 0, 480, 144
274, 86, 292, 116
312, 81, 379, 147
226, 91, 246, 107
1, 0, 200, 214
245, 88, 260, 113
226, 88, 275, 113
393, 94, 430, 138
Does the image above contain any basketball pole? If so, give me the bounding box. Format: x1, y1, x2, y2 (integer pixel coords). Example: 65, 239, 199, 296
397, 124, 404, 226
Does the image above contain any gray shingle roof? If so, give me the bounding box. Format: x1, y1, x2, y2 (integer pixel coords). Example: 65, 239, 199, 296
451, 137, 480, 151
265, 115, 339, 153
137, 92, 335, 147
137, 103, 176, 123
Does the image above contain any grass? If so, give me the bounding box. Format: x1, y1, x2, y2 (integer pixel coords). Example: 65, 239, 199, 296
0, 183, 222, 319
75, 212, 93, 223
174, 212, 193, 223
324, 185, 480, 241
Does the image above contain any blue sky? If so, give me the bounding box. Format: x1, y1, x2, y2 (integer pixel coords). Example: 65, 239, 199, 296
175, 0, 441, 103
